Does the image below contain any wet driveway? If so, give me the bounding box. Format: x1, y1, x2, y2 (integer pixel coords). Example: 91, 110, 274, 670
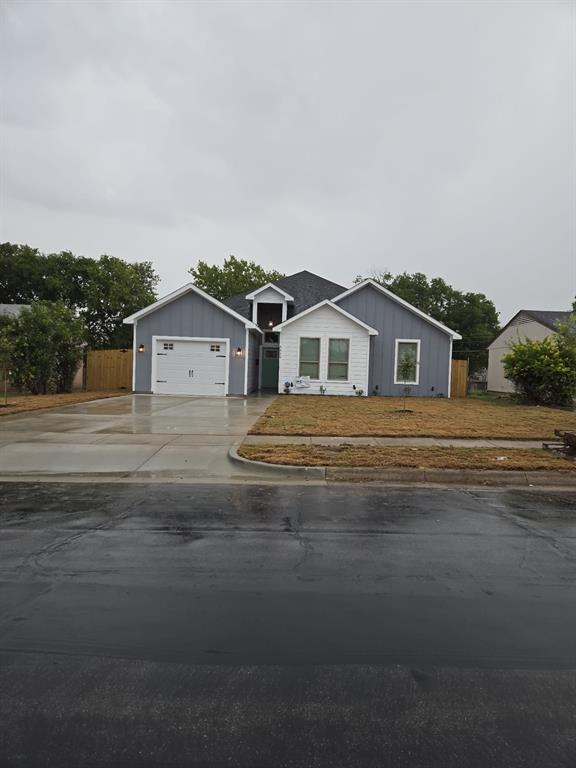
0, 394, 275, 478
1, 483, 575, 767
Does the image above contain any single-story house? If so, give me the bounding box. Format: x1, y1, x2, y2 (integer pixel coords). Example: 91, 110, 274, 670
124, 270, 461, 397
487, 309, 572, 393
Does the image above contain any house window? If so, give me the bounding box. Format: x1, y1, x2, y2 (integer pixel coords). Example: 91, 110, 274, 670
394, 339, 420, 385
299, 337, 320, 379
163, 342, 174, 350
210, 344, 221, 352
328, 338, 349, 380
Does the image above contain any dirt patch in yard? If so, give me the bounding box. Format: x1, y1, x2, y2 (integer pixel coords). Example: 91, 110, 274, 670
0, 391, 126, 417
249, 395, 576, 440
239, 444, 576, 471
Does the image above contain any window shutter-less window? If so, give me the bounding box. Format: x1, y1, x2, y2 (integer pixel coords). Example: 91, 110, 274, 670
299, 338, 320, 378
328, 339, 349, 380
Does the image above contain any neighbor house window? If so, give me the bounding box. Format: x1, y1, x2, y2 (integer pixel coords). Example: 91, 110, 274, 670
328, 338, 349, 380
299, 338, 320, 378
394, 340, 420, 385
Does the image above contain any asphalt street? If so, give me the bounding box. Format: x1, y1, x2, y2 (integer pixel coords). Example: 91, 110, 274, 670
1, 483, 576, 767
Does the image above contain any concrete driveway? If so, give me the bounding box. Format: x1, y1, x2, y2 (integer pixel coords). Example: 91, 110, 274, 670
0, 394, 276, 480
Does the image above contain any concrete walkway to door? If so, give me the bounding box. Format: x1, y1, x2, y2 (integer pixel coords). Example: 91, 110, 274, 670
0, 394, 281, 481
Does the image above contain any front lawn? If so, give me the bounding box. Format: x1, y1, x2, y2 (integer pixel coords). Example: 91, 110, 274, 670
239, 444, 576, 472
0, 390, 126, 418
249, 395, 576, 440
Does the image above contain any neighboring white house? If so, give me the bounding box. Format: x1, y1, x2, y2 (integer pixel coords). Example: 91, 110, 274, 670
487, 310, 572, 393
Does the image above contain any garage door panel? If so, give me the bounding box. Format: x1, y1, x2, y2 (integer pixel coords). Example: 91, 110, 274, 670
154, 339, 228, 396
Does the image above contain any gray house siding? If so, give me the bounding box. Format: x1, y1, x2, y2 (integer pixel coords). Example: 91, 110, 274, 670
336, 285, 452, 397
247, 330, 260, 393
134, 291, 247, 395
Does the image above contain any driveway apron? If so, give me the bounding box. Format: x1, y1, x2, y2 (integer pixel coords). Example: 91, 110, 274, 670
0, 395, 276, 480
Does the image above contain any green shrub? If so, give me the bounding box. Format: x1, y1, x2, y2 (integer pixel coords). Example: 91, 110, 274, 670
502, 325, 576, 407
9, 302, 86, 394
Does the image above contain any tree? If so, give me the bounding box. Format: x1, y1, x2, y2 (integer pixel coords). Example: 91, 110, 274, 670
189, 255, 285, 301
0, 243, 159, 349
9, 302, 86, 394
355, 270, 500, 372
502, 326, 576, 407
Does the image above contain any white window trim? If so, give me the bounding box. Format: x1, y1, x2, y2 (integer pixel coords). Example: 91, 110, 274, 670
150, 336, 230, 396
327, 337, 351, 382
298, 336, 322, 380
394, 339, 421, 386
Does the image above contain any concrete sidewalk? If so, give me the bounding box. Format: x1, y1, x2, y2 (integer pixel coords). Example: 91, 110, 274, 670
243, 435, 545, 449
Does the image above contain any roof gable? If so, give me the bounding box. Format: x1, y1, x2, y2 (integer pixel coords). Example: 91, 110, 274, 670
245, 283, 294, 301
333, 280, 462, 339
223, 270, 346, 319
123, 283, 261, 331
273, 300, 378, 335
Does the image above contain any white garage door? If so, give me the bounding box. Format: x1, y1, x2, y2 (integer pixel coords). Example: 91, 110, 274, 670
153, 338, 228, 396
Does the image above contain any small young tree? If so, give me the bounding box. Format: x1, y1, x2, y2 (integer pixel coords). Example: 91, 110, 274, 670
502, 328, 576, 407
9, 302, 86, 394
397, 349, 418, 411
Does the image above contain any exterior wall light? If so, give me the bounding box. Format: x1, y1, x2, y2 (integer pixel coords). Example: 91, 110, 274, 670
234, 347, 244, 358
138, 344, 145, 353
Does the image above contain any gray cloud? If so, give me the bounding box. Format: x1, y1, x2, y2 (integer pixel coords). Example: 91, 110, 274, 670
1, 0, 574, 321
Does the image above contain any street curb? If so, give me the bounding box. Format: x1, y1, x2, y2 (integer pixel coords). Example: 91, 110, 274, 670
227, 446, 326, 478
230, 447, 576, 487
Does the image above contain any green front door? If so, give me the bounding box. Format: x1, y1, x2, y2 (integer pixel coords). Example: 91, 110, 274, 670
261, 347, 279, 389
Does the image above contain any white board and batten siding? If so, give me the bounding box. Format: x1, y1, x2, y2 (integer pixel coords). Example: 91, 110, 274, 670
277, 304, 370, 396
254, 287, 287, 303
487, 314, 554, 393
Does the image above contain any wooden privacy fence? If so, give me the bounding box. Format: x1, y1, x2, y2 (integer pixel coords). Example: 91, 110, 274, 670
86, 349, 133, 391
450, 359, 469, 399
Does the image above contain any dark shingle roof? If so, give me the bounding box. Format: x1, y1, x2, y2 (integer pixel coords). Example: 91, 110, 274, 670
521, 310, 573, 331
223, 270, 346, 319
491, 309, 573, 345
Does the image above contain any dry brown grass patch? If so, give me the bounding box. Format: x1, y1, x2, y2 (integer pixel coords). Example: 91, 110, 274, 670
239, 443, 576, 472
249, 395, 576, 440
0, 391, 126, 417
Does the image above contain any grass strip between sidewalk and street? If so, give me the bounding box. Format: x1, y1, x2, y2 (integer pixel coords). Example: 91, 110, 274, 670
249, 395, 576, 440
238, 443, 576, 472
0, 390, 126, 417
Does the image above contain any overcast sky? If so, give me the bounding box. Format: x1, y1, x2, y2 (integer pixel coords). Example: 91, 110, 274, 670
1, 0, 574, 321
